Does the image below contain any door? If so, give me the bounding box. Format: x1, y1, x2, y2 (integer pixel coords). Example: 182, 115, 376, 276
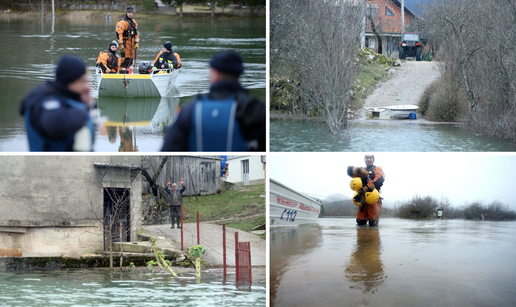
103, 188, 131, 251
242, 160, 249, 186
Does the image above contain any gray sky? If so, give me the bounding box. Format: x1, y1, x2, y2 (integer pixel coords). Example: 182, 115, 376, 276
270, 153, 516, 209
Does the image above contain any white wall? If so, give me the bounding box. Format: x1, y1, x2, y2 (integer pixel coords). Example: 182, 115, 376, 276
226, 155, 265, 185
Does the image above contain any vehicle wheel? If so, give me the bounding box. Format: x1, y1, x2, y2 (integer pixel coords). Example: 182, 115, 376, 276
416, 47, 422, 61
399, 48, 406, 60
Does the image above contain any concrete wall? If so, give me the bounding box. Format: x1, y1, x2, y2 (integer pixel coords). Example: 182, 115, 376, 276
226, 155, 265, 185
0, 156, 142, 256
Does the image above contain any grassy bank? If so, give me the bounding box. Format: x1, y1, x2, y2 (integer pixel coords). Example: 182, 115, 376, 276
178, 183, 265, 236
270, 48, 401, 116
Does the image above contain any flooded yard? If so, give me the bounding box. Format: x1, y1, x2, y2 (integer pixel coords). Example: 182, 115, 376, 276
271, 217, 516, 307
0, 268, 266, 306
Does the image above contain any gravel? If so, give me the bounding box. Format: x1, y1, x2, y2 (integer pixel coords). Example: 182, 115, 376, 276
363, 61, 441, 108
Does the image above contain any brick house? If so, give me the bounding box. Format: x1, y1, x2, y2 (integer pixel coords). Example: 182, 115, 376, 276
364, 0, 417, 55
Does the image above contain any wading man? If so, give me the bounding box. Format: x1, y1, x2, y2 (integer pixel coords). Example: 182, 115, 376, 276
347, 155, 386, 226
116, 7, 139, 72
19, 55, 94, 151
165, 180, 186, 229
161, 50, 265, 151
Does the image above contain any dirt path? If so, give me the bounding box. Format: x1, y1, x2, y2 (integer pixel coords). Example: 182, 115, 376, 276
363, 61, 441, 108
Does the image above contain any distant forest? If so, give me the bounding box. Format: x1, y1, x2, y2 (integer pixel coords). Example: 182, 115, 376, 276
321, 195, 516, 221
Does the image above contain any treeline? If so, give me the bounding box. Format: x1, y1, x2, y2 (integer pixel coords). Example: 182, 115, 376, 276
418, 0, 516, 142
394, 194, 516, 221
321, 199, 395, 218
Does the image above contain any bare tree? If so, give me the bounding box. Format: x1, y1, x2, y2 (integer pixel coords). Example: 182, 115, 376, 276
271, 0, 366, 136
422, 0, 516, 141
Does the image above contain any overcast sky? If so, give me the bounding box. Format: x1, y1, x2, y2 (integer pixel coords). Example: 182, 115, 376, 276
270, 153, 516, 210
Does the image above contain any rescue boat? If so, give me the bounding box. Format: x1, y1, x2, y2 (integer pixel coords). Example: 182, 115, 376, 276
361, 104, 419, 119
93, 66, 179, 98
270, 179, 322, 227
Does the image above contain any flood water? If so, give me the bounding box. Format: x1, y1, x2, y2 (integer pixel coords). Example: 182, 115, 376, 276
270, 118, 516, 152
0, 268, 265, 306
271, 218, 516, 307
0, 17, 265, 152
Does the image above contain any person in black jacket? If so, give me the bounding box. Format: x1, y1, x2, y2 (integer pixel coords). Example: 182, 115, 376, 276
19, 55, 94, 151
161, 50, 265, 151
152, 42, 178, 73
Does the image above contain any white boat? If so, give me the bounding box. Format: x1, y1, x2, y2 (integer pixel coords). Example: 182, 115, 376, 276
94, 67, 179, 97
270, 179, 322, 227
361, 104, 419, 119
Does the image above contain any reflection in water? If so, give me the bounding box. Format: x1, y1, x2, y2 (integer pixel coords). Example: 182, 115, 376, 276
345, 228, 385, 294
97, 94, 179, 152
270, 226, 323, 305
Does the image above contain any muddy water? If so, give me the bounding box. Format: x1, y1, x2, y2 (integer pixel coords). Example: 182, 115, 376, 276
270, 118, 516, 152
0, 17, 265, 152
270, 218, 516, 307
0, 268, 266, 306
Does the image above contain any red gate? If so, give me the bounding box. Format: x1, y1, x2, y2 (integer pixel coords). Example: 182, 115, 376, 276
235, 232, 252, 284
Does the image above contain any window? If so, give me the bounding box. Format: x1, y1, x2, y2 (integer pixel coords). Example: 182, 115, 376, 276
370, 38, 376, 49
385, 7, 394, 16
366, 7, 376, 18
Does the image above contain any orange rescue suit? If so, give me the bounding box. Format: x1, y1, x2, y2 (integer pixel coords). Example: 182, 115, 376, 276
175, 52, 182, 68
96, 50, 120, 73
348, 165, 386, 225
116, 16, 139, 67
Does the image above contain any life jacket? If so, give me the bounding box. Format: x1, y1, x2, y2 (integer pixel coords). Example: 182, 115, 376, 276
25, 96, 94, 151
187, 94, 248, 151
122, 16, 138, 39
96, 50, 118, 71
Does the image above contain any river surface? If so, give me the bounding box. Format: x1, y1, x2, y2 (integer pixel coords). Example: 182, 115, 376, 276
270, 118, 516, 152
0, 268, 265, 306
270, 217, 516, 307
0, 17, 265, 152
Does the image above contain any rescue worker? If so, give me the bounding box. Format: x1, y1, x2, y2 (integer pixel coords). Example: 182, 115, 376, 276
165, 180, 186, 229
19, 55, 94, 151
175, 50, 182, 68
96, 41, 120, 74
152, 42, 178, 73
347, 155, 386, 226
161, 50, 265, 151
116, 6, 139, 71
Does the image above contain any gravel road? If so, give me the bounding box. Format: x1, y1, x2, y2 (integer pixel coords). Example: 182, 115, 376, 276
363, 61, 441, 108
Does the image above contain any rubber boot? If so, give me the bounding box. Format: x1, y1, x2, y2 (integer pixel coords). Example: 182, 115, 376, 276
356, 219, 367, 226
177, 220, 181, 229
369, 219, 378, 227
170, 217, 175, 229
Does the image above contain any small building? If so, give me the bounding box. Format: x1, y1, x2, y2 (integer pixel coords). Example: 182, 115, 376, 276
226, 155, 266, 186
0, 156, 142, 256
364, 0, 418, 55
142, 155, 222, 197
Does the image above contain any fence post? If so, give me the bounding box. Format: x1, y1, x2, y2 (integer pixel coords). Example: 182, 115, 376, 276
235, 232, 239, 281
248, 243, 252, 284
223, 224, 226, 278
197, 211, 200, 245
180, 205, 183, 251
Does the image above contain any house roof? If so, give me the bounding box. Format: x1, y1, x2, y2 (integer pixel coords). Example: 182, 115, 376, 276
391, 0, 418, 19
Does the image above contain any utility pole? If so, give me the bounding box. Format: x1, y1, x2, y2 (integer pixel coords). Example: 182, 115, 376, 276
401, 0, 405, 33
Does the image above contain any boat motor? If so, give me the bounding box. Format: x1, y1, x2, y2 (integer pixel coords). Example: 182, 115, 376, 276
139, 61, 152, 74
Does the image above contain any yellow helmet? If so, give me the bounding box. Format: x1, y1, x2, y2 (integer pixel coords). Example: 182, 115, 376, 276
365, 189, 380, 205
352, 192, 364, 207
350, 178, 362, 191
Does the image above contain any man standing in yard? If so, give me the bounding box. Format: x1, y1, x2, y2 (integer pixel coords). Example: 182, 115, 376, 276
165, 179, 186, 229
116, 7, 139, 72
347, 155, 386, 227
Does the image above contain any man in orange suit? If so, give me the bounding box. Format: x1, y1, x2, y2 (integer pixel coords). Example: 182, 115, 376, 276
116, 7, 139, 72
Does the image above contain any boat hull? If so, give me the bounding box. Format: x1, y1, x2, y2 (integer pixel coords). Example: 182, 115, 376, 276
270, 179, 321, 227
361, 104, 418, 119
96, 70, 179, 97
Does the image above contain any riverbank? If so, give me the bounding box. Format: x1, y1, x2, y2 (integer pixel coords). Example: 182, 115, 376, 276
0, 6, 265, 20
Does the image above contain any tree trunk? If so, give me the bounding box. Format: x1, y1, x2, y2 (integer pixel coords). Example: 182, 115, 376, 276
180, 4, 183, 17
